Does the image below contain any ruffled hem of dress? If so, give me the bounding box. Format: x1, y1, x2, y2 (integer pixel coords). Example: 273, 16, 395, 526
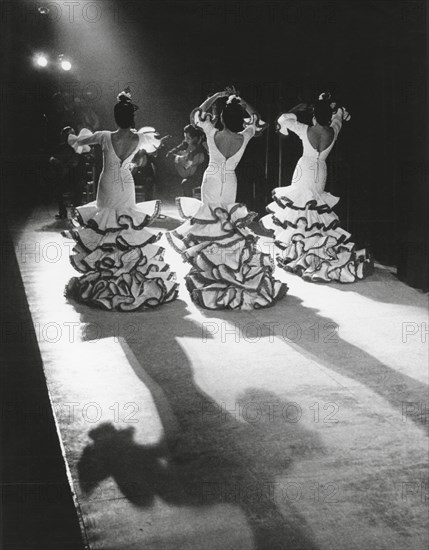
62, 201, 165, 270
73, 199, 161, 233
263, 203, 341, 232
167, 198, 287, 310
274, 230, 372, 283
270, 185, 339, 212
261, 186, 373, 283
65, 273, 179, 311
63, 202, 179, 310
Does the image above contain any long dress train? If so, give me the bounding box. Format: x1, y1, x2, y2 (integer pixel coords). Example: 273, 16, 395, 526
63, 128, 178, 311
167, 111, 287, 310
261, 110, 372, 283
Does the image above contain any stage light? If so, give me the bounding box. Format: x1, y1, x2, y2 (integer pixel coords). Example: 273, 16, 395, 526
35, 54, 48, 67
38, 6, 50, 15
60, 60, 72, 71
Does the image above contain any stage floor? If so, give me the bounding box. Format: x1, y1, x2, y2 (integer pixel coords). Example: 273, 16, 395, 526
8, 203, 429, 550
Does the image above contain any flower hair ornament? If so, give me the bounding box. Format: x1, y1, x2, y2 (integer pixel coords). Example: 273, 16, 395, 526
318, 91, 351, 122
226, 94, 242, 105
117, 87, 139, 112
319, 91, 331, 101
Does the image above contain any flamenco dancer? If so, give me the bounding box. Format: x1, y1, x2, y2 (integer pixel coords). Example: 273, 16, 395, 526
261, 93, 373, 283
63, 89, 178, 311
167, 88, 287, 310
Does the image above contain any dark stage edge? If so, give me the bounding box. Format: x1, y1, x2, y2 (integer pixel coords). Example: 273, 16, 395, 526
0, 218, 86, 550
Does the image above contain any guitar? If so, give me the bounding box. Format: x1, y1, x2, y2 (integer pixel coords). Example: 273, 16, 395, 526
168, 142, 207, 178
174, 152, 198, 178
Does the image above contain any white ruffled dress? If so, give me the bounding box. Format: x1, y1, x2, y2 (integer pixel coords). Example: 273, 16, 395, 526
167, 111, 287, 310
63, 128, 178, 311
261, 111, 371, 283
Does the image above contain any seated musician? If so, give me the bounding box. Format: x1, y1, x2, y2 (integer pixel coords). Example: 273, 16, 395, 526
168, 124, 207, 198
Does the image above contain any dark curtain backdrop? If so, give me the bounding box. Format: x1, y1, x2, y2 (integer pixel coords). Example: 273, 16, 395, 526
1, 0, 427, 289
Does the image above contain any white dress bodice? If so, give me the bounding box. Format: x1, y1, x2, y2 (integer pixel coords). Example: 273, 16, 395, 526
96, 131, 140, 209
278, 111, 343, 194
69, 128, 160, 210
194, 111, 258, 204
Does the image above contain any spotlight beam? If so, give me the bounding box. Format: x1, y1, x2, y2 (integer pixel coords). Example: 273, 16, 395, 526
60, 60, 72, 71
35, 54, 48, 67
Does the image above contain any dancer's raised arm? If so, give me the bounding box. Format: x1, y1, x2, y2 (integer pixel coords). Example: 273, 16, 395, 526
288, 102, 311, 114
236, 97, 268, 135
191, 91, 228, 131
330, 105, 351, 137
195, 91, 228, 114
238, 97, 258, 118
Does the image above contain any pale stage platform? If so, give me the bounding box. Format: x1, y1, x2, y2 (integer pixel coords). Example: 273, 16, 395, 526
6, 203, 428, 550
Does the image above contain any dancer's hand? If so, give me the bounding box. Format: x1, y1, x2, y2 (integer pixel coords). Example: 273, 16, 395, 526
342, 107, 351, 121
319, 91, 331, 101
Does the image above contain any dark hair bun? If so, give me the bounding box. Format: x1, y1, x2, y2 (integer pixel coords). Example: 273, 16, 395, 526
221, 99, 246, 132
114, 89, 138, 128
227, 97, 241, 107
313, 99, 333, 126
117, 90, 132, 104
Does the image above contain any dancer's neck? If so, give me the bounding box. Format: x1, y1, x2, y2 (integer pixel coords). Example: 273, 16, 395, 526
218, 127, 236, 136
115, 127, 133, 135
312, 123, 328, 131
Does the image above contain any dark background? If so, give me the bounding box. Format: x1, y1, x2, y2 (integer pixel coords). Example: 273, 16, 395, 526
0, 0, 427, 289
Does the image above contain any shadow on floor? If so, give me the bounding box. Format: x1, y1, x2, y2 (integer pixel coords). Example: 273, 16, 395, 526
324, 268, 427, 306
73, 299, 322, 550
201, 294, 429, 434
